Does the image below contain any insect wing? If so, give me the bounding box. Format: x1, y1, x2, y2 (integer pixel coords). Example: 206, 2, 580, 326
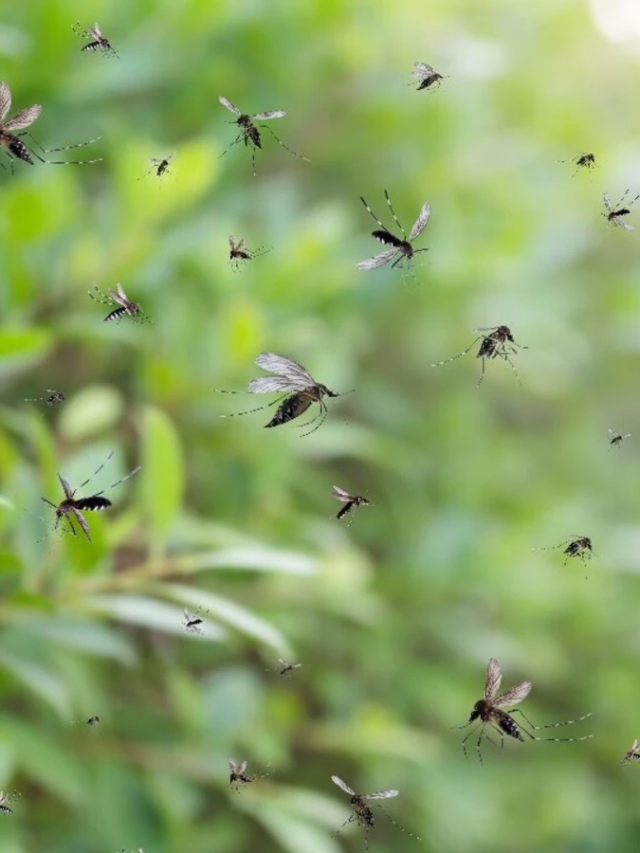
619, 220, 634, 232
412, 61, 435, 77
3, 103, 42, 131
248, 376, 302, 394
363, 789, 400, 800
331, 775, 355, 795
332, 486, 352, 503
603, 193, 612, 213
484, 657, 502, 699
116, 282, 128, 301
72, 508, 93, 542
0, 81, 11, 123
237, 760, 247, 775
493, 680, 532, 709
409, 201, 431, 240
357, 249, 397, 270
255, 352, 316, 386
108, 287, 128, 307
57, 473, 74, 501
219, 96, 241, 116
252, 110, 286, 120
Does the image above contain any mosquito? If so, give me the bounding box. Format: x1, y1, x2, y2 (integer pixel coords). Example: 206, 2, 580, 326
218, 96, 309, 176
455, 657, 592, 764
431, 325, 526, 386
332, 486, 370, 523
0, 792, 19, 815
40, 450, 141, 543
410, 61, 446, 91
608, 429, 630, 449
140, 152, 175, 180
357, 190, 431, 272
331, 776, 420, 850
265, 658, 302, 677
534, 535, 593, 571
72, 715, 100, 727
216, 352, 349, 437
88, 283, 149, 324
228, 235, 270, 270
603, 191, 640, 231
72, 21, 118, 57
24, 389, 65, 406
182, 607, 209, 634
0, 81, 102, 170
621, 739, 640, 764
559, 152, 596, 177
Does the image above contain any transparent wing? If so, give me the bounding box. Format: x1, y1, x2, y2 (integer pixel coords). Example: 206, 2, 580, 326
58, 474, 73, 500
332, 486, 352, 502
332, 776, 355, 795
238, 760, 247, 774
484, 657, 502, 699
252, 110, 286, 120
229, 759, 237, 773
3, 103, 42, 131
235, 239, 246, 252
409, 202, 431, 240
72, 508, 92, 542
619, 220, 634, 232
255, 352, 315, 384
364, 789, 400, 800
108, 289, 128, 307
88, 24, 102, 39
357, 249, 397, 270
116, 283, 128, 300
0, 81, 11, 123
412, 62, 435, 77
228, 236, 237, 249
603, 193, 612, 212
219, 96, 241, 116
183, 608, 191, 621
248, 376, 301, 394
494, 680, 532, 708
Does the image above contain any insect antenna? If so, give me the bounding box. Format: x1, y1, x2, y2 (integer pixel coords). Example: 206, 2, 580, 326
258, 124, 310, 164
509, 708, 593, 742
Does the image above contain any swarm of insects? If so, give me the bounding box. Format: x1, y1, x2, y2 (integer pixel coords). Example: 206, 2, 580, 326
558, 152, 597, 176
0, 81, 101, 170
332, 486, 370, 523
88, 283, 150, 324
533, 535, 593, 573
455, 657, 592, 763
265, 657, 302, 677
182, 607, 209, 634
410, 61, 446, 91
357, 190, 430, 272
331, 776, 420, 850
24, 389, 65, 406
608, 429, 630, 449
218, 96, 309, 176
139, 152, 174, 181
620, 739, 640, 764
603, 191, 640, 231
216, 352, 349, 436
40, 450, 141, 543
431, 325, 527, 386
72, 21, 118, 57
228, 235, 270, 270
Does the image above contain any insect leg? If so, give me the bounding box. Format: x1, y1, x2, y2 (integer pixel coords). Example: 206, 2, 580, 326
216, 392, 289, 419
359, 196, 387, 231
19, 131, 102, 155
89, 464, 141, 499
217, 135, 243, 160
259, 125, 309, 163
431, 336, 484, 369
76, 450, 115, 492
477, 356, 487, 387
509, 708, 592, 731
299, 402, 328, 437
383, 190, 407, 239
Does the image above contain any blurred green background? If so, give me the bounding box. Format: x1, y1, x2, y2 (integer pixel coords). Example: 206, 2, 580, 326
2, 0, 640, 850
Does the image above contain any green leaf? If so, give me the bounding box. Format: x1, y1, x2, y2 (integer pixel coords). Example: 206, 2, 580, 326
0, 648, 69, 717
140, 405, 185, 549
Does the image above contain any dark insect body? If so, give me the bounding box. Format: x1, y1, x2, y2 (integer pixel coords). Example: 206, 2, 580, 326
88, 283, 149, 324
265, 657, 302, 677
603, 190, 640, 231
534, 535, 593, 575
431, 325, 526, 386
72, 715, 100, 727
621, 739, 640, 764
228, 235, 270, 270
182, 607, 209, 635
216, 352, 350, 437
141, 152, 175, 180
332, 486, 370, 522
331, 775, 420, 851
558, 152, 597, 177
73, 21, 118, 58
229, 759, 251, 791
0, 81, 101, 170
24, 389, 65, 406
410, 61, 446, 91
357, 190, 431, 272
40, 450, 141, 543
455, 657, 592, 763
218, 96, 308, 176
608, 429, 630, 448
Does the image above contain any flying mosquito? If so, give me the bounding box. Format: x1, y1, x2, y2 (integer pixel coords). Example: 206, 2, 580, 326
431, 325, 527, 386
218, 96, 309, 176
40, 450, 141, 543
603, 190, 640, 231
72, 21, 118, 57
216, 352, 349, 437
265, 658, 302, 677
621, 739, 640, 764
182, 607, 209, 634
559, 152, 597, 176
608, 429, 630, 448
357, 190, 431, 272
0, 81, 102, 170
331, 776, 419, 849
24, 389, 65, 406
455, 657, 592, 763
228, 235, 270, 270
140, 152, 175, 180
534, 535, 593, 570
72, 715, 100, 727
332, 486, 370, 523
410, 61, 446, 91
0, 792, 19, 815
88, 283, 149, 324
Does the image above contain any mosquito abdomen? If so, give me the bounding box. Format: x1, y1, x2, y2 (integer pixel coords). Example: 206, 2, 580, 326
7, 137, 34, 164
265, 392, 313, 428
